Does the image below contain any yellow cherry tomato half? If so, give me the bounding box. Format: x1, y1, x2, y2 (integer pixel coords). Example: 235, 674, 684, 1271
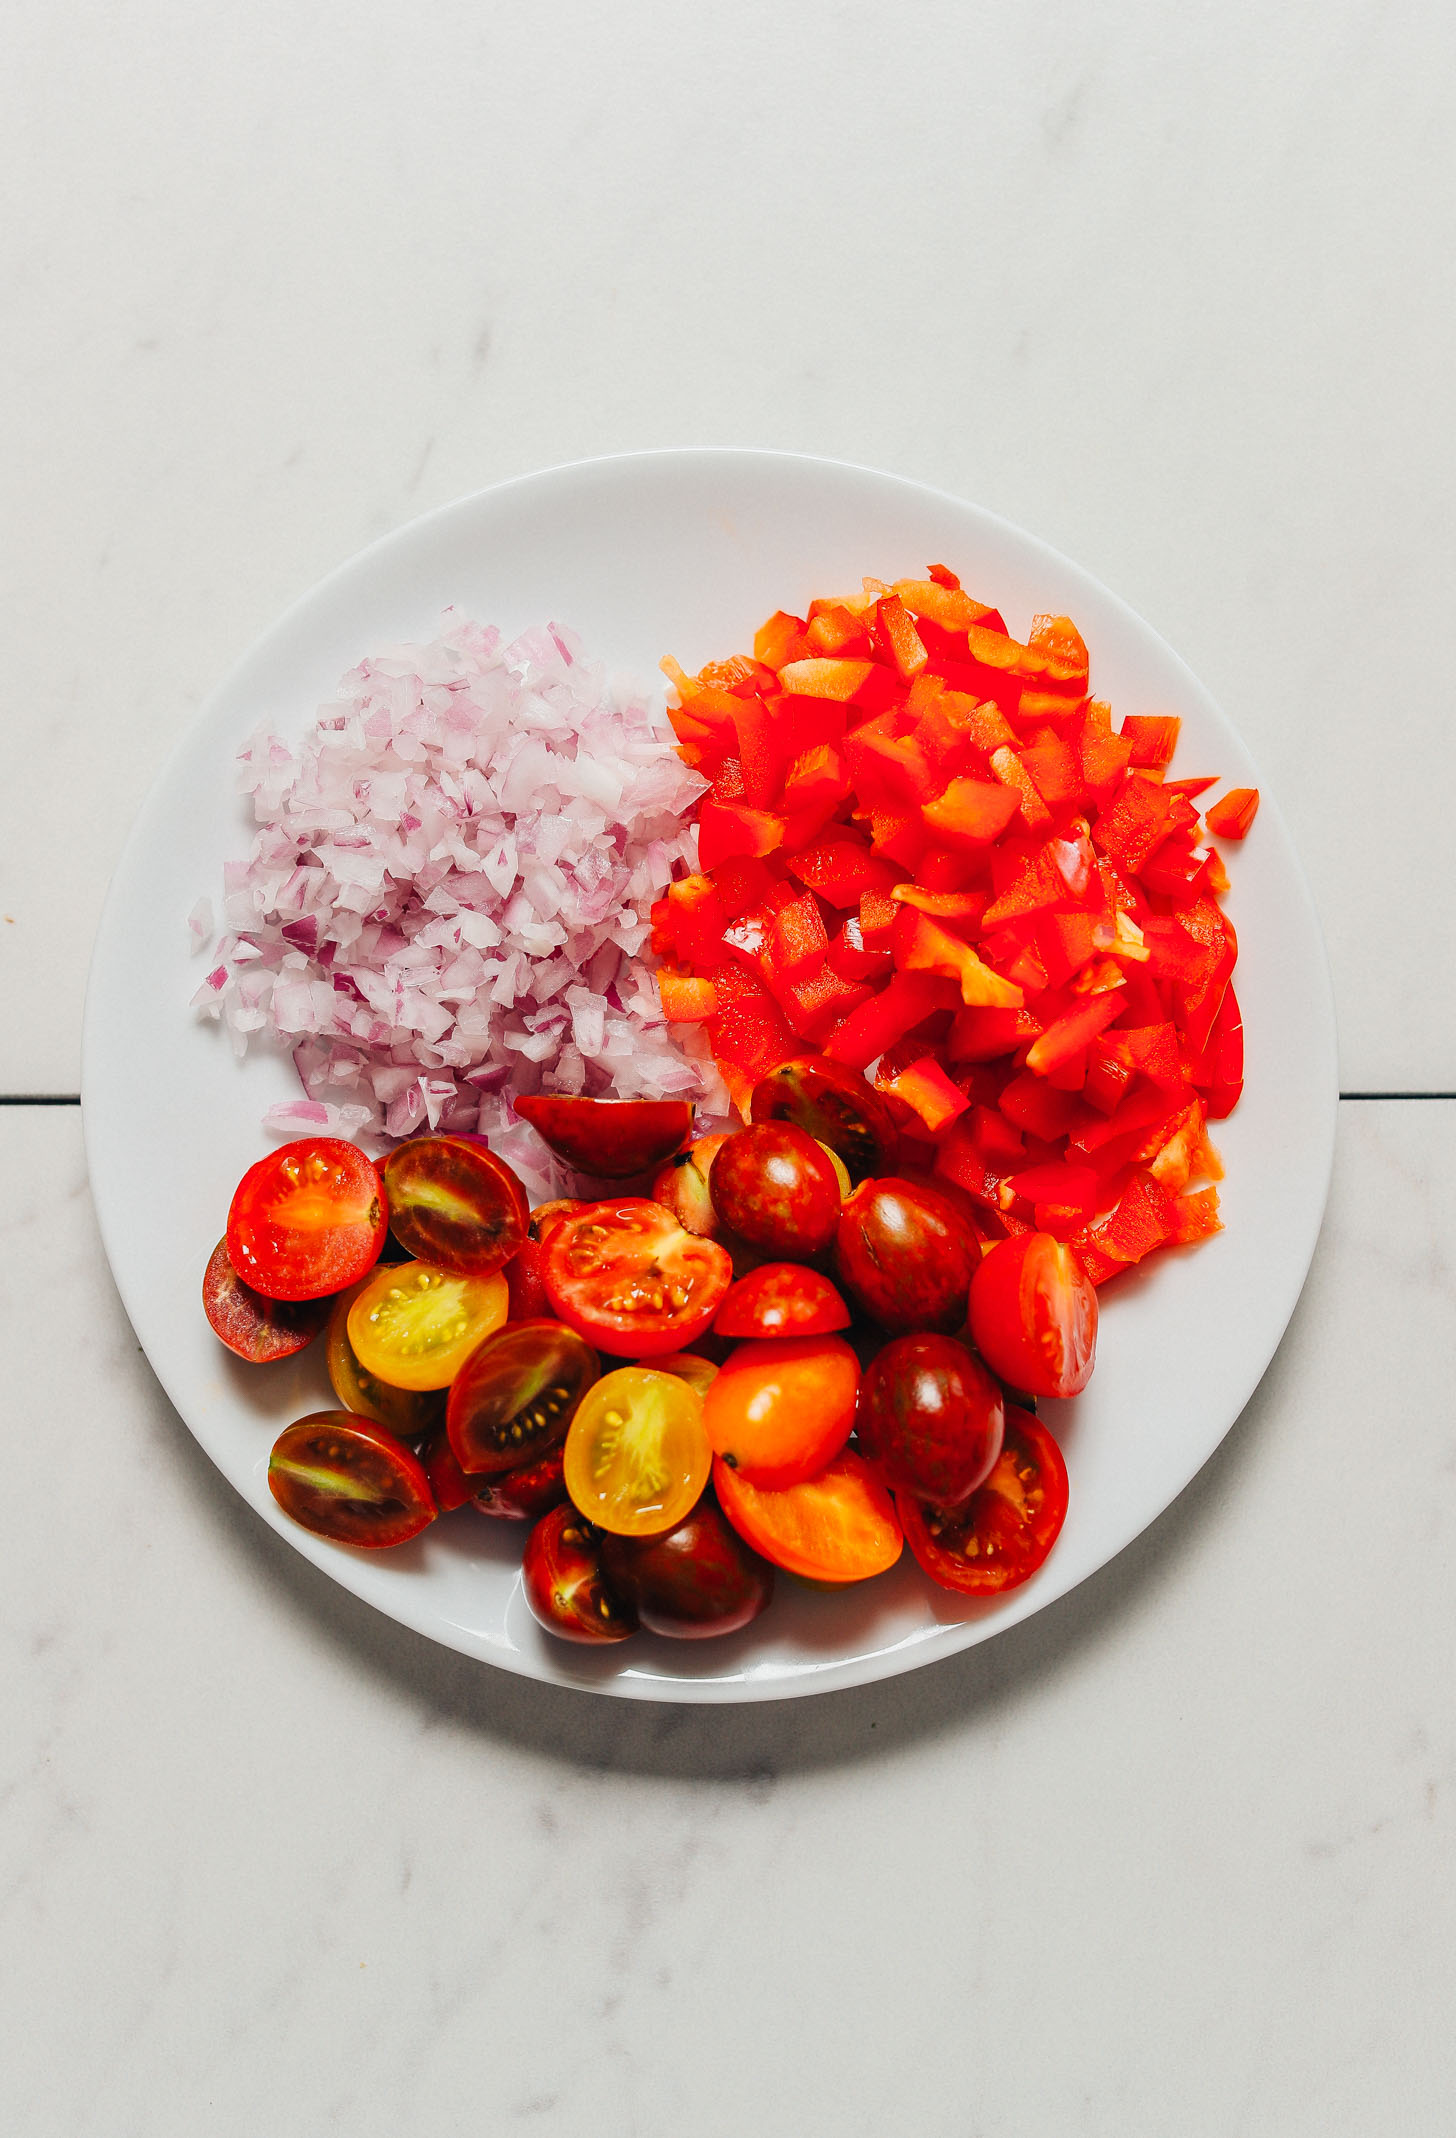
563, 1367, 711, 1537
325, 1283, 446, 1437
346, 1260, 509, 1391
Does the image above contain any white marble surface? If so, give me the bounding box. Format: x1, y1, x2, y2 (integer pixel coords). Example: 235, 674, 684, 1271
5, 6, 1456, 2132
4, 1103, 1455, 2136
3, 0, 1455, 1090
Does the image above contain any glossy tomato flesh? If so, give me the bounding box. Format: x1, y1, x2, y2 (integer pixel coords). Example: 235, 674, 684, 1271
471, 1447, 569, 1522
268, 1411, 436, 1547
708, 1123, 842, 1260
713, 1450, 903, 1583
857, 1333, 1005, 1506
835, 1175, 978, 1334
897, 1407, 1069, 1595
522, 1503, 638, 1642
750, 1057, 899, 1181
514, 1096, 693, 1178
713, 1262, 851, 1339
562, 1366, 712, 1536
381, 1135, 528, 1276
446, 1319, 599, 1475
968, 1231, 1098, 1399
702, 1334, 859, 1489
202, 1239, 330, 1362
541, 1199, 732, 1358
601, 1499, 774, 1639
345, 1261, 509, 1391
226, 1139, 387, 1302
325, 1283, 446, 1439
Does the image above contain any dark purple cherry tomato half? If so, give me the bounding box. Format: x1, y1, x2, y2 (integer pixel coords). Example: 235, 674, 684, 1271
446, 1319, 599, 1475
381, 1135, 529, 1277
202, 1238, 330, 1362
714, 1262, 851, 1340
896, 1407, 1068, 1596
857, 1333, 1005, 1507
522, 1503, 638, 1643
835, 1175, 978, 1334
267, 1411, 436, 1548
227, 1138, 387, 1302
601, 1497, 774, 1639
472, 1447, 569, 1522
514, 1096, 694, 1178
750, 1057, 899, 1181
709, 1123, 842, 1260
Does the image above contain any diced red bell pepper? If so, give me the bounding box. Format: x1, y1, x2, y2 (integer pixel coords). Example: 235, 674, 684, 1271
922, 777, 1022, 847
1164, 775, 1217, 801
1139, 835, 1214, 902
885, 1056, 970, 1134
1027, 614, 1090, 689
781, 744, 849, 814
1017, 734, 1083, 812
998, 1072, 1084, 1143
785, 834, 900, 907
875, 595, 930, 681
1168, 1186, 1222, 1244
820, 971, 960, 1070
805, 604, 872, 657
946, 1004, 1042, 1061
657, 971, 718, 1022
891, 884, 989, 926
981, 847, 1068, 930
858, 885, 899, 954
769, 892, 830, 981
1188, 982, 1244, 1119
776, 962, 874, 1043
965, 1102, 1026, 1169
708, 960, 799, 1099
845, 720, 936, 808
708, 851, 780, 920
754, 611, 812, 670
989, 747, 1052, 830
924, 564, 961, 591
1084, 1039, 1135, 1116
1121, 714, 1181, 768
1169, 899, 1237, 1055
913, 847, 983, 893
892, 907, 1025, 1009
776, 693, 850, 758
665, 874, 728, 973
732, 695, 792, 808
828, 913, 892, 984
697, 797, 785, 871
1091, 772, 1187, 873
1069, 1078, 1176, 1156
1037, 910, 1099, 989
891, 577, 993, 631
1079, 1171, 1174, 1270
1205, 786, 1260, 840
1079, 706, 1134, 804
1004, 1161, 1099, 1227
1104, 1022, 1186, 1093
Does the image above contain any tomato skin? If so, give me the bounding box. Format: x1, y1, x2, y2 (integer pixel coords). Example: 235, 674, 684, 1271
750, 1057, 900, 1181
968, 1232, 1097, 1399
702, 1335, 860, 1489
227, 1139, 387, 1302
514, 1096, 694, 1178
858, 1334, 1006, 1507
268, 1411, 436, 1548
522, 1504, 638, 1642
446, 1319, 599, 1475
835, 1176, 978, 1334
346, 1261, 509, 1391
601, 1499, 774, 1638
713, 1450, 903, 1583
541, 1200, 733, 1358
709, 1123, 842, 1260
651, 1351, 721, 1398
897, 1407, 1068, 1595
529, 1198, 588, 1244
419, 1426, 479, 1512
202, 1239, 330, 1362
713, 1262, 852, 1339
503, 1237, 551, 1321
649, 1134, 733, 1239
381, 1136, 528, 1277
472, 1448, 569, 1522
325, 1285, 447, 1439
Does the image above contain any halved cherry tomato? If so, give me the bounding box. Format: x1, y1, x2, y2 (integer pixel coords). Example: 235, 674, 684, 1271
267, 1411, 436, 1547
541, 1200, 732, 1358
649, 1134, 734, 1238
446, 1319, 599, 1475
522, 1503, 638, 1642
530, 1198, 588, 1243
381, 1135, 528, 1276
202, 1239, 330, 1362
226, 1138, 387, 1301
562, 1366, 712, 1536
471, 1448, 569, 1522
503, 1236, 551, 1321
702, 1334, 859, 1489
709, 1123, 842, 1259
514, 1096, 694, 1177
968, 1231, 1097, 1399
750, 1057, 900, 1180
897, 1407, 1068, 1594
346, 1261, 509, 1391
601, 1500, 774, 1638
325, 1282, 446, 1439
713, 1263, 851, 1339
857, 1333, 1005, 1506
713, 1450, 903, 1583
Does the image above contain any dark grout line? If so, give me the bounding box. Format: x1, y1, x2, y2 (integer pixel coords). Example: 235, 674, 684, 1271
1340, 1092, 1456, 1101
0, 1094, 81, 1105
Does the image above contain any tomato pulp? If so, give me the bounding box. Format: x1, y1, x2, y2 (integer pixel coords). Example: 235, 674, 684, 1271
968, 1231, 1097, 1399
227, 1139, 387, 1301
897, 1407, 1068, 1595
541, 1200, 732, 1358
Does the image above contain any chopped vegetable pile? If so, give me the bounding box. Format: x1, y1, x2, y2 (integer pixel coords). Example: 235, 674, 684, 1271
655, 568, 1251, 1288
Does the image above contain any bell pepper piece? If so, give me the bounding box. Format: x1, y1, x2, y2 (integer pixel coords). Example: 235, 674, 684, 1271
1090, 772, 1190, 873
1104, 1022, 1186, 1092
885, 1056, 971, 1134
875, 595, 930, 681
1080, 1171, 1174, 1270
805, 603, 872, 657
965, 1102, 1026, 1169
708, 852, 780, 920
1084, 1039, 1135, 1116
1017, 734, 1083, 812
696, 798, 785, 871
1037, 910, 1098, 990
820, 971, 960, 1070
1168, 1186, 1222, 1245
1188, 982, 1244, 1119
867, 808, 930, 871
666, 875, 728, 973
989, 747, 1053, 831
1027, 614, 1090, 689
657, 971, 718, 1022
891, 578, 994, 631
858, 886, 899, 954
768, 892, 830, 982
708, 962, 798, 1093
1204, 786, 1260, 840
828, 913, 892, 984
784, 833, 899, 906
776, 963, 874, 1043
981, 848, 1068, 930
915, 847, 986, 893
922, 776, 1022, 847
891, 884, 990, 925
892, 908, 1025, 1009
776, 657, 877, 701
1121, 715, 1181, 769
732, 696, 792, 809
1164, 775, 1218, 801
998, 1072, 1084, 1142
754, 611, 813, 670
946, 1004, 1042, 1061
845, 721, 936, 807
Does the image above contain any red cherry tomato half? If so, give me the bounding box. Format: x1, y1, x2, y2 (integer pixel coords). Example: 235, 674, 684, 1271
713, 1262, 851, 1339
522, 1503, 638, 1643
202, 1238, 330, 1362
541, 1200, 732, 1358
714, 1450, 903, 1584
381, 1135, 529, 1276
709, 1123, 843, 1260
514, 1096, 694, 1178
227, 1139, 387, 1302
749, 1057, 900, 1181
857, 1333, 1005, 1507
702, 1335, 860, 1490
267, 1411, 436, 1547
968, 1231, 1098, 1399
600, 1500, 774, 1639
897, 1407, 1069, 1596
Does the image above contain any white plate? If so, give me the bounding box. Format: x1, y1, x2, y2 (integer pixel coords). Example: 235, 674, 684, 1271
82, 449, 1338, 1702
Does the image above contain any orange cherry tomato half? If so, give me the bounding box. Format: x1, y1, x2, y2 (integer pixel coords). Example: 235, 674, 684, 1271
202, 1239, 330, 1362
896, 1406, 1069, 1595
268, 1411, 436, 1548
541, 1199, 732, 1358
346, 1260, 509, 1391
563, 1367, 712, 1536
713, 1263, 851, 1340
967, 1231, 1098, 1399
514, 1096, 694, 1178
702, 1335, 859, 1490
226, 1138, 387, 1301
713, 1449, 903, 1584
381, 1135, 529, 1276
